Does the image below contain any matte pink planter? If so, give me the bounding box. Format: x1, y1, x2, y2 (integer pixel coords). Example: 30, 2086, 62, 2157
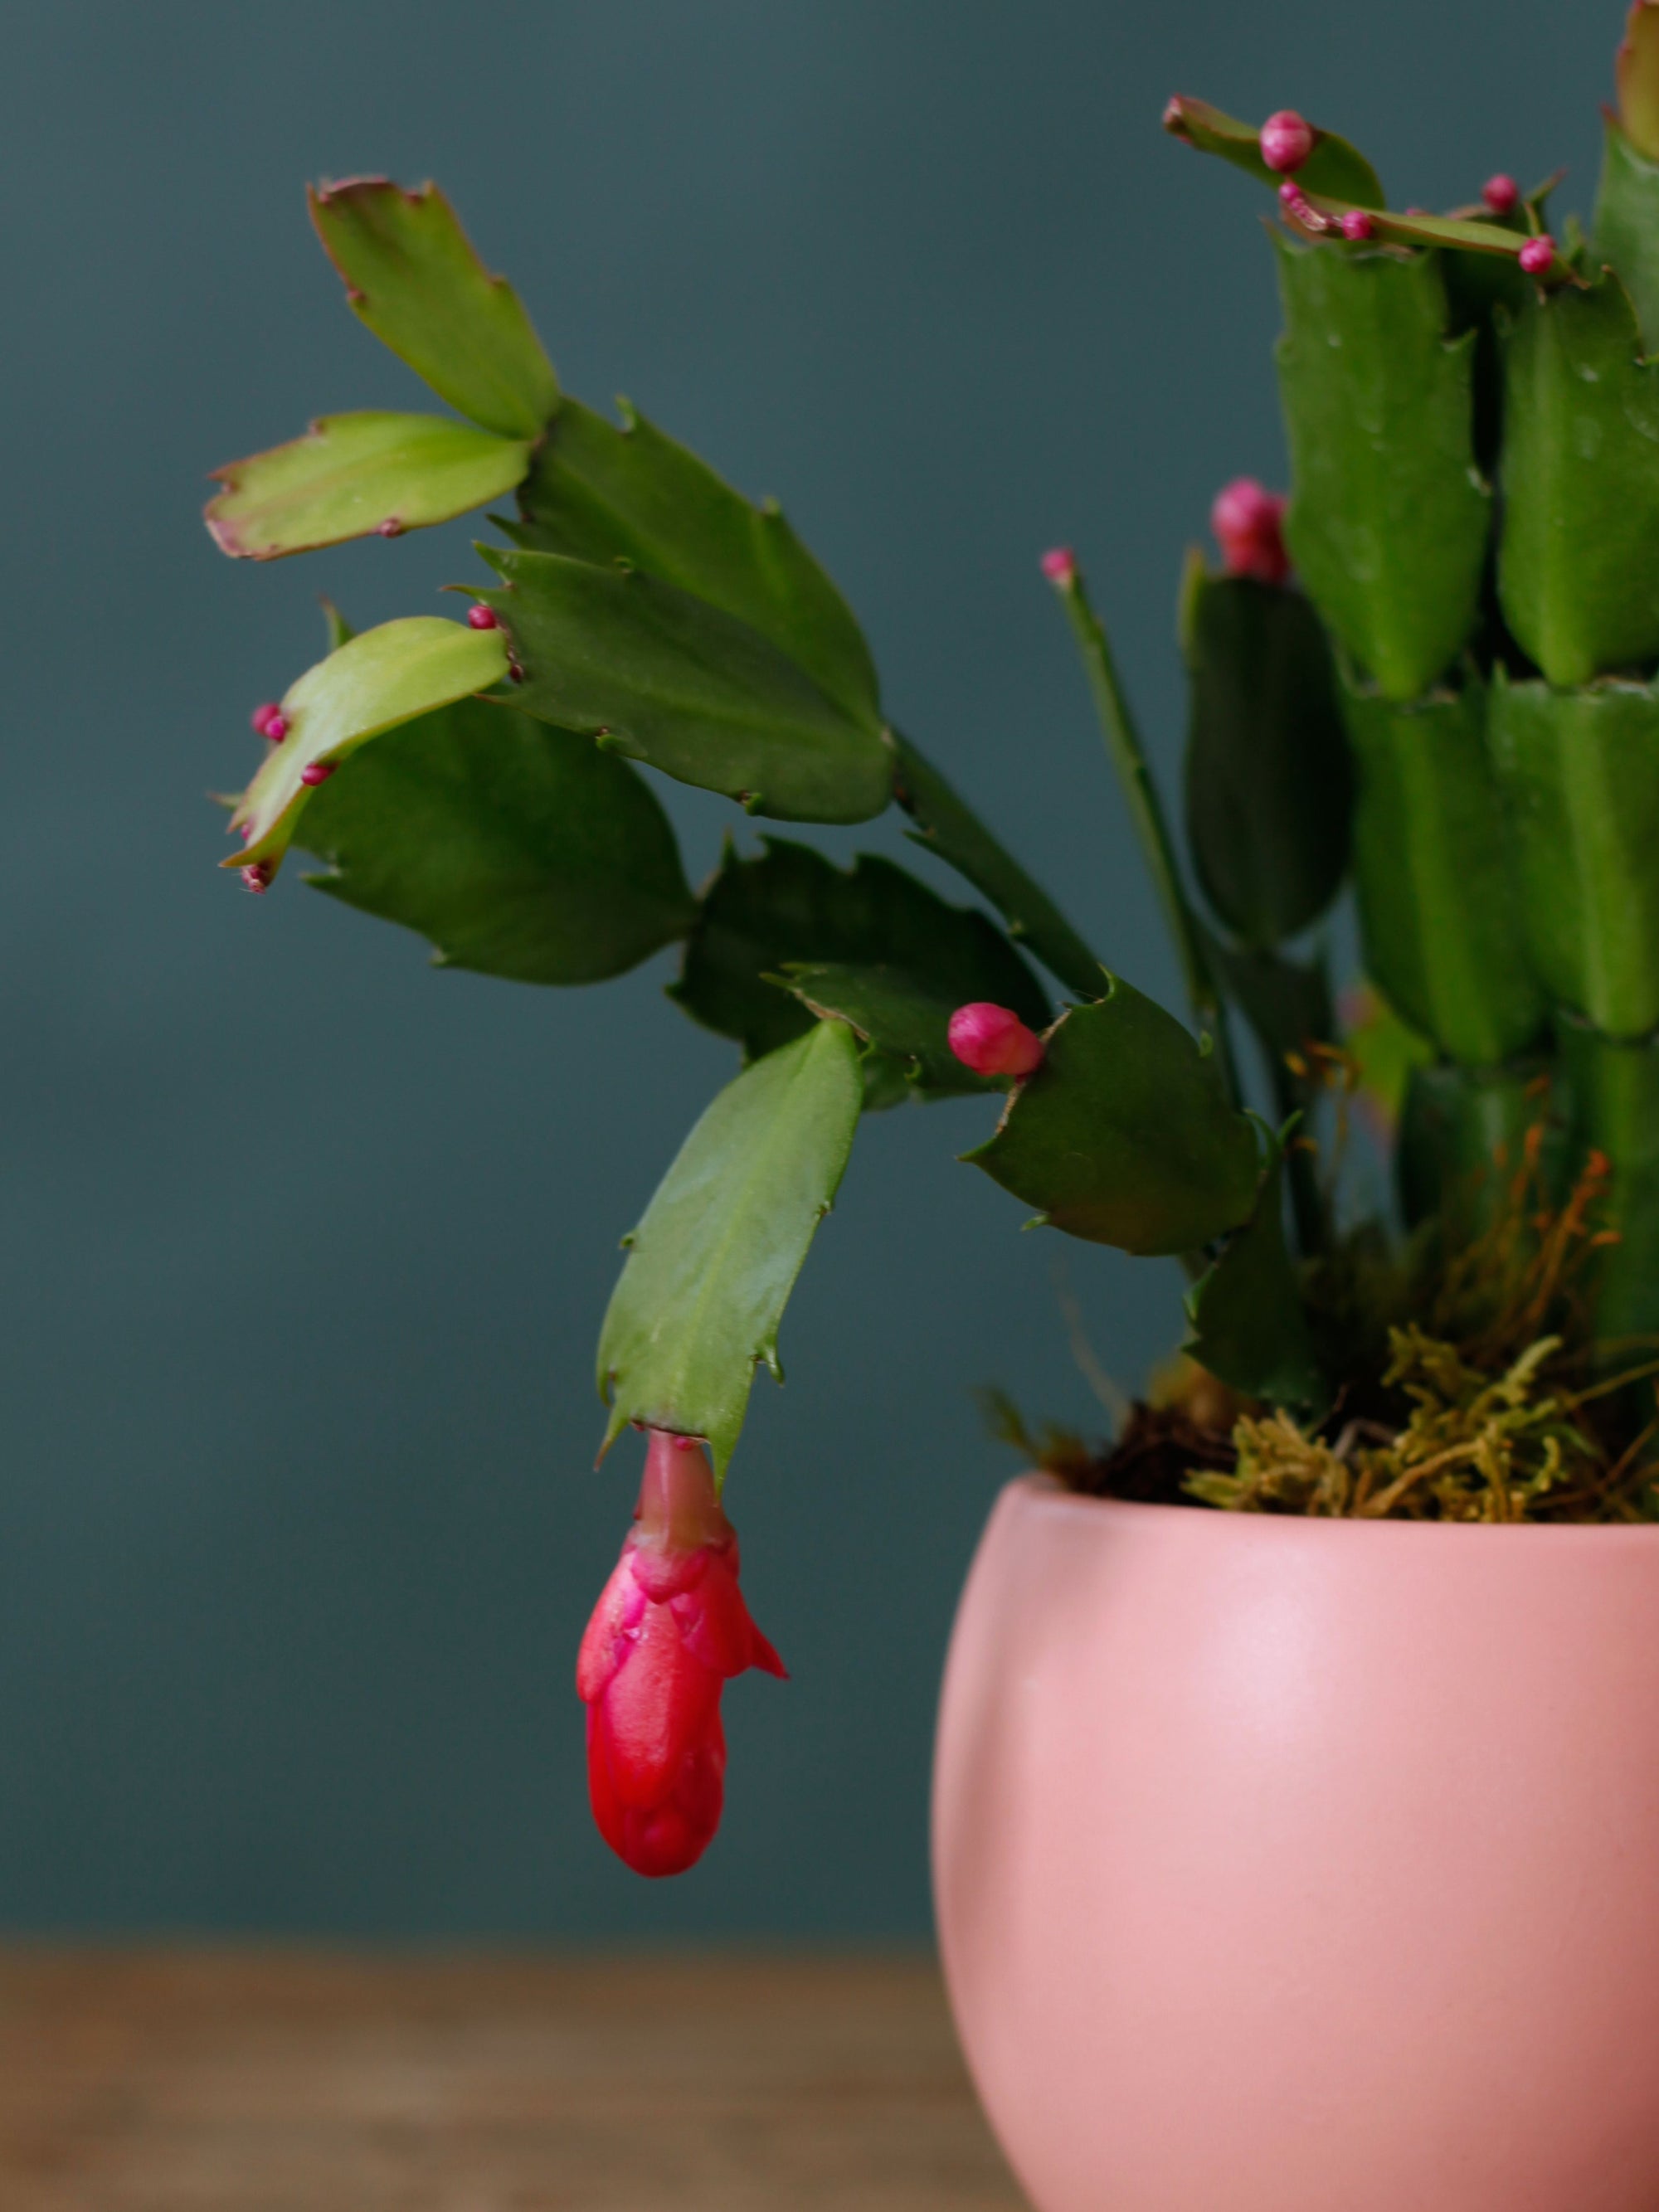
934, 1477, 1659, 2212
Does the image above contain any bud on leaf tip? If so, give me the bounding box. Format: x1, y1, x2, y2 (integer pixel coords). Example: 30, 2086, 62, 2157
251, 702, 281, 737
948, 1002, 1045, 1078
262, 712, 289, 744
1481, 173, 1519, 216
466, 604, 499, 630
299, 762, 336, 786
241, 863, 272, 895
1341, 209, 1374, 241
1519, 234, 1555, 275
1210, 477, 1291, 586
1040, 546, 1078, 588
1619, 1, 1659, 163
1259, 109, 1315, 174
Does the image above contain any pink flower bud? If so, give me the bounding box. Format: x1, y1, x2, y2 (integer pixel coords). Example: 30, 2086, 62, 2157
1259, 109, 1315, 174
241, 862, 271, 895
1341, 209, 1374, 242
577, 1431, 785, 1879
377, 518, 404, 538
1519, 235, 1555, 276
299, 762, 335, 786
1482, 173, 1520, 217
467, 604, 499, 630
1039, 547, 1078, 588
251, 702, 281, 737
264, 712, 289, 745
1210, 477, 1291, 586
947, 1002, 1045, 1079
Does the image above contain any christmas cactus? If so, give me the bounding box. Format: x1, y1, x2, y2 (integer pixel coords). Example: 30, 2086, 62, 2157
207, 6, 1659, 1876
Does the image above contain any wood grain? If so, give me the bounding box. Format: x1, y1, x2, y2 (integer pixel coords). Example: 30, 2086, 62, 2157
0, 1950, 1026, 2210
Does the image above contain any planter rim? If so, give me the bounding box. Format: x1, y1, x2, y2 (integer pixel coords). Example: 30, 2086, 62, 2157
1005, 1470, 1659, 1546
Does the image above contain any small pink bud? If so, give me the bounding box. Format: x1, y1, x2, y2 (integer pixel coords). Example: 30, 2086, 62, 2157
241, 863, 271, 895
508, 661, 527, 684
1341, 209, 1374, 242
1482, 173, 1520, 217
1519, 234, 1555, 276
948, 1003, 1045, 1079
251, 702, 281, 737
264, 712, 289, 745
299, 761, 335, 786
467, 603, 499, 630
1161, 96, 1183, 131
1259, 109, 1315, 174
1040, 546, 1078, 588
377, 518, 404, 538
1210, 477, 1291, 586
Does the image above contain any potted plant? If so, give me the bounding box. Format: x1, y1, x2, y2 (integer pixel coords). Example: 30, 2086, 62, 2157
203, 7, 1659, 2202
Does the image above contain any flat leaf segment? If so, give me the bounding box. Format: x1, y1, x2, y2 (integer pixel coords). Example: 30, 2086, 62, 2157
207, 412, 532, 560
597, 1019, 864, 1480
476, 549, 892, 824
309, 179, 559, 437
231, 618, 508, 875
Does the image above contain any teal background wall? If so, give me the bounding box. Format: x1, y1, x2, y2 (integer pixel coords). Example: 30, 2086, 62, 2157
0, 0, 1602, 1935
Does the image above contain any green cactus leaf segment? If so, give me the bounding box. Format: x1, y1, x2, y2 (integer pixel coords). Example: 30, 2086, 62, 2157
308, 177, 558, 439
1180, 560, 1352, 948
295, 693, 695, 984
1619, 2, 1659, 163
964, 976, 1261, 1256
888, 733, 1103, 1001
1274, 235, 1489, 702
1499, 271, 1659, 688
1341, 671, 1546, 1067
782, 962, 1006, 1102
1556, 1016, 1659, 1344
1396, 1060, 1554, 1239
474, 548, 891, 825
508, 398, 879, 726
1296, 194, 1560, 262
596, 1018, 864, 1481
1596, 118, 1659, 351
1199, 923, 1335, 1255
1162, 95, 1384, 208
228, 617, 508, 880
1184, 1127, 1325, 1411
206, 412, 533, 561
670, 836, 1048, 1096
1488, 673, 1659, 1040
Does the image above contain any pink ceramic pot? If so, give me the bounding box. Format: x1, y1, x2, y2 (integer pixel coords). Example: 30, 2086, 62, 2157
934, 1477, 1659, 2212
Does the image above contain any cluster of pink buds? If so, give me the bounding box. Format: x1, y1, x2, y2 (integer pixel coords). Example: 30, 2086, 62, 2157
949, 1003, 1045, 1079
251, 702, 289, 744
1211, 477, 1291, 586
241, 861, 272, 896
578, 1429, 786, 1878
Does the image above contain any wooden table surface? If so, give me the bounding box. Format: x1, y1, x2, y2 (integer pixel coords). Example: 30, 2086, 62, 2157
0, 1951, 1027, 2210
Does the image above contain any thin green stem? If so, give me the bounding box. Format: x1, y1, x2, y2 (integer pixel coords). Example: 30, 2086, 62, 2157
1051, 561, 1240, 1101
888, 730, 1105, 1004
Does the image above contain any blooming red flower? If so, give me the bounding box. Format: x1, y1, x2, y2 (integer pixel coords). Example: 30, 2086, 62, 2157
577, 1429, 785, 1877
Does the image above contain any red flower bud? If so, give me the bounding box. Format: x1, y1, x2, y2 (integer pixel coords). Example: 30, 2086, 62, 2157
1210, 477, 1291, 586
251, 702, 282, 737
1482, 173, 1520, 217
1341, 210, 1374, 242
1039, 546, 1078, 588
299, 761, 335, 786
577, 1431, 785, 1879
948, 1002, 1045, 1078
1259, 109, 1314, 174
1519, 235, 1555, 276
241, 862, 271, 895
467, 604, 499, 630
